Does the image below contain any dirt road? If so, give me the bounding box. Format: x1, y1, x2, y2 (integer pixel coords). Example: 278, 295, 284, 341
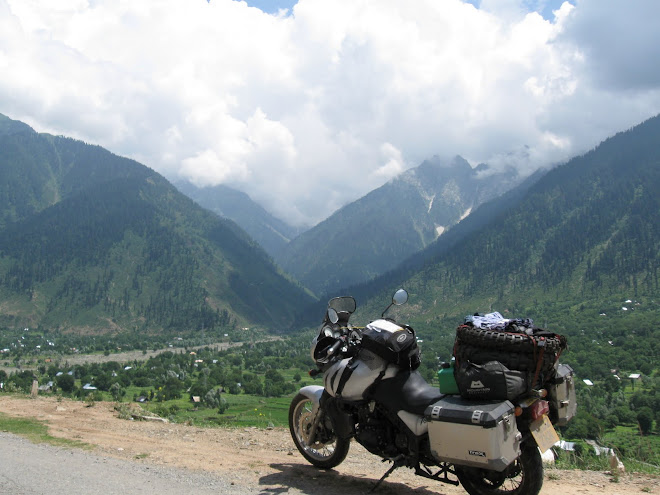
0, 395, 657, 495
1, 432, 235, 495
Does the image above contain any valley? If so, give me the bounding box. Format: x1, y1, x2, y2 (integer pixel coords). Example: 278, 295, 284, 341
0, 112, 658, 486
0, 339, 254, 375
2, 3, 660, 493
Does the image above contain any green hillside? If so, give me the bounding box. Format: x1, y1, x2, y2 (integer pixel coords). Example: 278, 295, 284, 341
0, 114, 313, 333
343, 115, 659, 383
174, 180, 303, 260
407, 117, 658, 310
276, 156, 522, 296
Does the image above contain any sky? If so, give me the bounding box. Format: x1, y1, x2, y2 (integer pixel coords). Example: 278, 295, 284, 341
2, 0, 660, 227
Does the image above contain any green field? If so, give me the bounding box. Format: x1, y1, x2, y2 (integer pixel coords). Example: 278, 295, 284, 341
137, 391, 294, 428
0, 412, 89, 449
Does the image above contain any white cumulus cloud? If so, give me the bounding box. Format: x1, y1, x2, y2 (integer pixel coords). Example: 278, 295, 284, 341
1, 0, 660, 226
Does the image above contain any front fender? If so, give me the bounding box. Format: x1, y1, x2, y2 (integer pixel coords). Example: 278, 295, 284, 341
296, 385, 353, 440
298, 385, 324, 415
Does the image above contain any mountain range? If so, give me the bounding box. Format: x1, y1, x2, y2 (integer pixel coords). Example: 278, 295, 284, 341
273, 156, 526, 296
173, 180, 305, 260
173, 149, 529, 298
346, 116, 659, 343
0, 113, 312, 333
406, 116, 659, 310
0, 111, 658, 350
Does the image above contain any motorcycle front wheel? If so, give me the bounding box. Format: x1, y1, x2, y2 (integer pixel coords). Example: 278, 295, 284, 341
288, 393, 350, 469
455, 440, 543, 495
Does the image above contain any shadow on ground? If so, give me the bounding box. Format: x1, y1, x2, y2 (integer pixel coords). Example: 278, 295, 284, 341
259, 463, 452, 495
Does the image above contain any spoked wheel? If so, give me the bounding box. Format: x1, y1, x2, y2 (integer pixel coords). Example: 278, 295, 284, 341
288, 393, 350, 469
455, 441, 543, 495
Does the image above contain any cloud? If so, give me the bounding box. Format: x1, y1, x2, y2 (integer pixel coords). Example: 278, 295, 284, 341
557, 0, 660, 91
2, 0, 660, 226
373, 143, 405, 181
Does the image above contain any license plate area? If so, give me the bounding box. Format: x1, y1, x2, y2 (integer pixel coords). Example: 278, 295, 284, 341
530, 414, 559, 453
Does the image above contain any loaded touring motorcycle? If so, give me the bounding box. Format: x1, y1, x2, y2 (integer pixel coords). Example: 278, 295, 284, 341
289, 290, 576, 495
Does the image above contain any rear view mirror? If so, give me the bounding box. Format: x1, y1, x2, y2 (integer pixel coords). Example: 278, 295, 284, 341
382, 288, 408, 317
392, 289, 408, 306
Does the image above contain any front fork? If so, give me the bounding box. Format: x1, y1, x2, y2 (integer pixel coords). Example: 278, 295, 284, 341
297, 385, 354, 443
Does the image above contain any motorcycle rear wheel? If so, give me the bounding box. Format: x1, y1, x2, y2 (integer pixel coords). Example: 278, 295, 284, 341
455, 440, 543, 495
288, 393, 350, 469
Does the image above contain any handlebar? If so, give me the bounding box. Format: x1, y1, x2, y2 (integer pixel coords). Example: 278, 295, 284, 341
326, 339, 343, 357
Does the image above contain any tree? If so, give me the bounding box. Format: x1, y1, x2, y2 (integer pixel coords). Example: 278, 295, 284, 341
162, 377, 183, 400
9, 371, 36, 393
56, 374, 75, 393
561, 410, 602, 440
189, 381, 209, 399
614, 405, 636, 425
241, 373, 263, 395
110, 382, 125, 401
637, 407, 653, 435
604, 414, 619, 429
93, 372, 113, 391
217, 396, 228, 414
203, 388, 229, 414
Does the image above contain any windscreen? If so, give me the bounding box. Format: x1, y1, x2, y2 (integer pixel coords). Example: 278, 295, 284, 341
327, 296, 356, 315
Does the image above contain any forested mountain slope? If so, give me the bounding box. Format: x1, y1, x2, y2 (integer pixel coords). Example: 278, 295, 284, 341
276, 155, 523, 296
408, 116, 659, 307
0, 114, 313, 333
174, 180, 303, 260
352, 115, 659, 382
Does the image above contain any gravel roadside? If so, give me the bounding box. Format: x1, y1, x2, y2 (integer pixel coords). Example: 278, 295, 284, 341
0, 396, 658, 495
0, 432, 245, 495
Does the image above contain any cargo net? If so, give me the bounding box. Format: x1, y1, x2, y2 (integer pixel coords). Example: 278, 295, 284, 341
453, 313, 568, 400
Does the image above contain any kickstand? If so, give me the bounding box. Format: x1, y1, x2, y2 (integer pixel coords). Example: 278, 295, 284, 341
370, 457, 403, 493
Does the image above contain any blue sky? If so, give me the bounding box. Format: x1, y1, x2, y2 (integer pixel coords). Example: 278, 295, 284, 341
3, 0, 660, 226
243, 0, 298, 15
465, 0, 570, 20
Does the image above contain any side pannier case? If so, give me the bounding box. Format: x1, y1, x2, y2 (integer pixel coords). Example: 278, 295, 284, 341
425, 396, 521, 471
548, 363, 577, 426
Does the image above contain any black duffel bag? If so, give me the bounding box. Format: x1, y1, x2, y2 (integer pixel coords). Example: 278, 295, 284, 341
455, 360, 530, 400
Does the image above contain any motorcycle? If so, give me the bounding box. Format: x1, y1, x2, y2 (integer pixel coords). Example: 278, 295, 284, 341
289, 289, 576, 495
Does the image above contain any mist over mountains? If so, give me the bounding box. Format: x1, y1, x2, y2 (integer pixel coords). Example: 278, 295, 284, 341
273, 155, 528, 296
177, 154, 532, 297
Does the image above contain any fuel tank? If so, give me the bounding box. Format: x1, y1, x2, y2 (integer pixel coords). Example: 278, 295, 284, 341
324, 349, 398, 401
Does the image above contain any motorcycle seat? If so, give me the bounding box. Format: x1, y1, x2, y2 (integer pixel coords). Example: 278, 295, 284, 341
373, 370, 444, 416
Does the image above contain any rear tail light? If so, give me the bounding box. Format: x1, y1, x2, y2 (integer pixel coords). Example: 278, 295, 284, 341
531, 399, 549, 421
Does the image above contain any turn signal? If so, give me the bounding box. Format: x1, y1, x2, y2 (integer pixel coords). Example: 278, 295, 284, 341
514, 406, 523, 417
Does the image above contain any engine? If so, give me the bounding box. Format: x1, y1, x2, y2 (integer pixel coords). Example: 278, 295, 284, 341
354, 402, 409, 458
